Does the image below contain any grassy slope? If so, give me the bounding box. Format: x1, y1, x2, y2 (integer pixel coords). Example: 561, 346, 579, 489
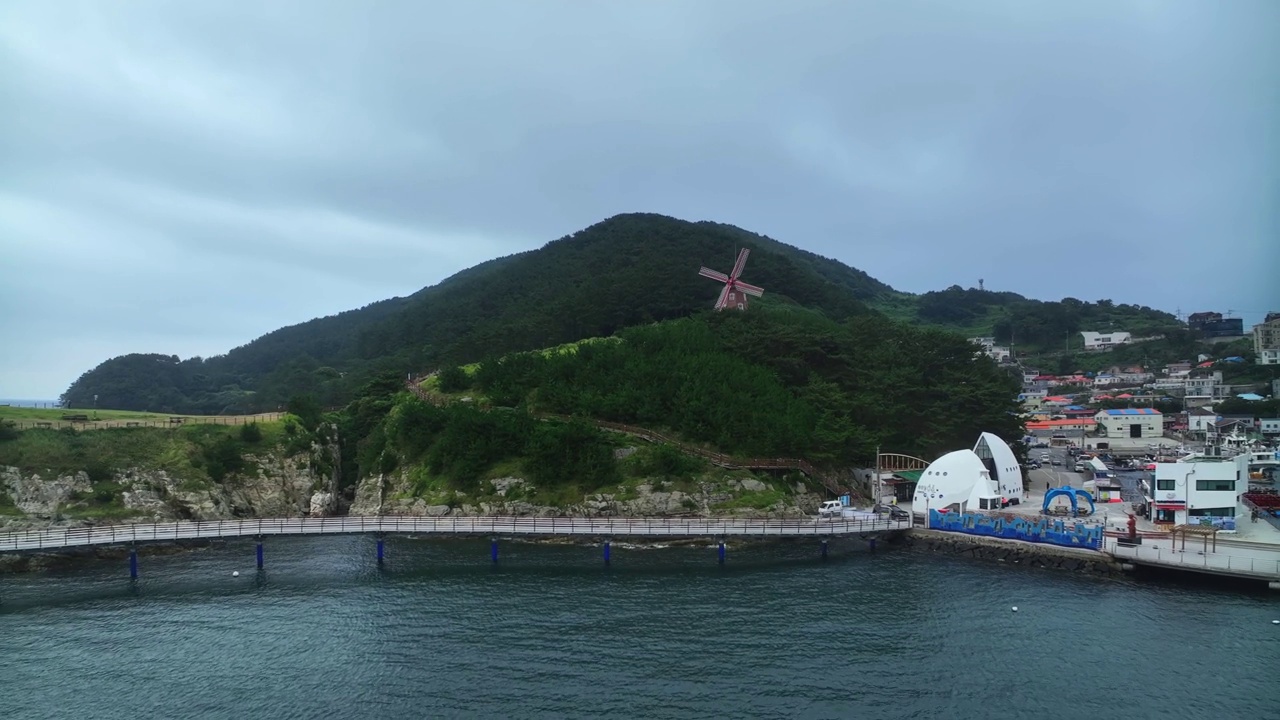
391, 438, 810, 513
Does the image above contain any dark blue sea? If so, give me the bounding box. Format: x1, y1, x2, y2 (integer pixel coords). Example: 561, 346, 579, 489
1, 536, 1276, 719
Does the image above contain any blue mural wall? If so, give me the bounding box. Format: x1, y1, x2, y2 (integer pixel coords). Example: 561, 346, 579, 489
927, 510, 1103, 550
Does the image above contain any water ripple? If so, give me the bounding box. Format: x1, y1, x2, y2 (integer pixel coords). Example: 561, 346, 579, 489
1, 537, 1276, 719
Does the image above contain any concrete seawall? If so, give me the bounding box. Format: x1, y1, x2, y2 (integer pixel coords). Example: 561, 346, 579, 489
900, 529, 1124, 577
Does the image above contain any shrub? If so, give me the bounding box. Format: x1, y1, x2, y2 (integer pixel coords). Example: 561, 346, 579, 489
437, 365, 471, 393
240, 422, 263, 443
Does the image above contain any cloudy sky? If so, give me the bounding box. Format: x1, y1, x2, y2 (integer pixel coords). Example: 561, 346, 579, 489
2, 1, 1277, 399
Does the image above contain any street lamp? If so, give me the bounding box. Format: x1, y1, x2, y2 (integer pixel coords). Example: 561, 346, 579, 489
93, 394, 98, 420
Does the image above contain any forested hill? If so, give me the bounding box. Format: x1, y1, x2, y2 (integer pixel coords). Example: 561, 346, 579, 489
335, 306, 1024, 495
60, 214, 896, 413
60, 212, 1180, 414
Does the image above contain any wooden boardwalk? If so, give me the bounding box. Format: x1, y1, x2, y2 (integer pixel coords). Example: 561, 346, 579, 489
0, 516, 911, 553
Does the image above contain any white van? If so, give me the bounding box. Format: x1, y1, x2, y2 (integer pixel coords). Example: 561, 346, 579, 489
818, 500, 843, 518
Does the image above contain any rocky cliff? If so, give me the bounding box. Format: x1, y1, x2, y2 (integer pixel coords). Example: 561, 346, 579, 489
349, 454, 826, 520
0, 439, 339, 531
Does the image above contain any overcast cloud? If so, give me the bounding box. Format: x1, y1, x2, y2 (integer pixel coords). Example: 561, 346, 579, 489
2, 0, 1278, 399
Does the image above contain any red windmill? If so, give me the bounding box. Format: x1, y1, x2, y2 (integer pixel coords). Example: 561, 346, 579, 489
698, 248, 764, 310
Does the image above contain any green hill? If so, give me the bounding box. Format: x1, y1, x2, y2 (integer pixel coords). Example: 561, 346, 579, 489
330, 305, 1023, 508
58, 213, 1181, 414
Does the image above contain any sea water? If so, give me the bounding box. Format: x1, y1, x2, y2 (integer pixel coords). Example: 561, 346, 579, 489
1, 536, 1276, 719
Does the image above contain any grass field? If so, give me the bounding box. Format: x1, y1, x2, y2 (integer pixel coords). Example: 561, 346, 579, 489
0, 406, 285, 430
0, 406, 179, 422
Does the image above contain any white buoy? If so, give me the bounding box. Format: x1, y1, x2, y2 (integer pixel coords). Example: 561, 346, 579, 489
1012, 606, 1018, 612
232, 571, 240, 577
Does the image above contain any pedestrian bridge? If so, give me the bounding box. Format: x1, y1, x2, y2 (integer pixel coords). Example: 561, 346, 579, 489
0, 515, 911, 553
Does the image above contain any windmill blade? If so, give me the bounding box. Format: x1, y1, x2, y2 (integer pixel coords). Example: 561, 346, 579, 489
729, 248, 750, 279
714, 283, 731, 310
736, 281, 764, 297
698, 267, 730, 282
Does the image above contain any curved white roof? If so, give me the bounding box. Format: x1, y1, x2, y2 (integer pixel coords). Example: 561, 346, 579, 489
975, 432, 1023, 499
912, 449, 999, 511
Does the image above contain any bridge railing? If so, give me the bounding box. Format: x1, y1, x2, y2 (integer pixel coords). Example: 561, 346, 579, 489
0, 516, 912, 553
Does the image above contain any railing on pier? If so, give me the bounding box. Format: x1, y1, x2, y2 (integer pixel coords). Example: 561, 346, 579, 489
1107, 539, 1280, 580
0, 516, 912, 553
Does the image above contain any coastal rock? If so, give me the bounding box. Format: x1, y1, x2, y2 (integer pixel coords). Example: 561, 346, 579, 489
1, 467, 91, 517
349, 473, 388, 516
739, 478, 768, 492
121, 486, 169, 518
490, 477, 526, 497
309, 492, 335, 517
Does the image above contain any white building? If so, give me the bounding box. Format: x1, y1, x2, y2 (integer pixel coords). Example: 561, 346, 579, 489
1184, 371, 1229, 407
968, 337, 1012, 363
1252, 315, 1280, 360
1094, 408, 1163, 438
1147, 455, 1248, 528
1187, 407, 1220, 436
912, 433, 1023, 514
1080, 331, 1132, 351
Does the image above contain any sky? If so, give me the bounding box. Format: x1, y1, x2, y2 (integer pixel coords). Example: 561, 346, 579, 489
2, 1, 1278, 399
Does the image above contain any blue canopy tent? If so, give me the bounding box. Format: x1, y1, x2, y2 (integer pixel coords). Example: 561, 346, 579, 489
1043, 487, 1096, 516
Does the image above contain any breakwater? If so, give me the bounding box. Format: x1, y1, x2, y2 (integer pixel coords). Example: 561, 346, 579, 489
901, 529, 1122, 576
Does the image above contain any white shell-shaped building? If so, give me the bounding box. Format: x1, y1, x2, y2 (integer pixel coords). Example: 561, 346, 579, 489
912, 449, 1004, 512
974, 432, 1023, 499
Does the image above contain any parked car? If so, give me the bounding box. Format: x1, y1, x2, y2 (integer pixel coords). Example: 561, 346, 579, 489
818, 500, 843, 518
875, 504, 910, 520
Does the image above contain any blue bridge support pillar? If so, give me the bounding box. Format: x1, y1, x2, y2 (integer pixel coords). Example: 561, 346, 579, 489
491, 538, 499, 564
603, 540, 611, 566
868, 538, 877, 552
821, 540, 828, 559
129, 545, 138, 580
376, 534, 385, 566
717, 540, 726, 565
255, 537, 264, 570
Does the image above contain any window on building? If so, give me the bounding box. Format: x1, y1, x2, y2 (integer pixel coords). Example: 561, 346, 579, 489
1195, 479, 1234, 492
1157, 479, 1175, 491
1188, 507, 1234, 518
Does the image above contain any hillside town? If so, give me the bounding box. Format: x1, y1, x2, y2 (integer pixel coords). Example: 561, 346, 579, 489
895, 310, 1280, 587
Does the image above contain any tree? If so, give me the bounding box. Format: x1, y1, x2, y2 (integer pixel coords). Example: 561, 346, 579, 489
287, 394, 323, 432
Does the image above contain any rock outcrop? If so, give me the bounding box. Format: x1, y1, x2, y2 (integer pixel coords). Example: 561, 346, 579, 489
1, 439, 336, 527
348, 470, 824, 519
1, 467, 90, 517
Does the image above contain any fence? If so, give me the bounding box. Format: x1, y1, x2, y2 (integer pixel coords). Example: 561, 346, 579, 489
0, 515, 913, 552
1107, 540, 1280, 579
1, 413, 285, 431
923, 509, 1104, 550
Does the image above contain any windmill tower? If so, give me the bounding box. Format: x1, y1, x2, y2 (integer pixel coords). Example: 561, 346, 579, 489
699, 248, 764, 310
